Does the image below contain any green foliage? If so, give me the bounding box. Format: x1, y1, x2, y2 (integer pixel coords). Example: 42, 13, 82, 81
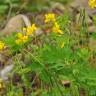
1, 12, 96, 96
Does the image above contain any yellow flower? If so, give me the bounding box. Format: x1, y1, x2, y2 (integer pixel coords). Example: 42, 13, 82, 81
15, 39, 22, 45
26, 24, 37, 36
0, 41, 5, 51
52, 22, 63, 35
0, 83, 2, 89
61, 42, 65, 48
45, 13, 56, 23
17, 32, 23, 38
88, 0, 96, 9
23, 27, 27, 31
16, 33, 28, 45
22, 35, 28, 43
16, 24, 37, 45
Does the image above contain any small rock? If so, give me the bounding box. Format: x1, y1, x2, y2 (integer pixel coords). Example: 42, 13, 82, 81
0, 14, 31, 36
88, 25, 96, 33
0, 64, 14, 80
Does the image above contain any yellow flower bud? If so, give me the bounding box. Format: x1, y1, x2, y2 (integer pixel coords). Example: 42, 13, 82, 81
15, 39, 22, 45
23, 27, 27, 31
52, 22, 63, 35
88, 0, 96, 9
22, 35, 28, 43
17, 33, 23, 38
45, 13, 56, 23
61, 42, 65, 48
0, 41, 5, 51
26, 24, 37, 36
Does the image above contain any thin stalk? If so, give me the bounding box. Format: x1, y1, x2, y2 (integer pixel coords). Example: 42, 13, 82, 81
23, 49, 54, 90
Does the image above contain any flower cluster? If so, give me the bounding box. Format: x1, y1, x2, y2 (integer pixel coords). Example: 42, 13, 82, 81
24, 24, 37, 36
45, 13, 56, 23
16, 24, 37, 45
52, 22, 63, 35
15, 14, 63, 45
0, 13, 64, 50
45, 13, 63, 35
0, 41, 5, 51
45, 13, 64, 48
15, 33, 28, 45
88, 0, 96, 9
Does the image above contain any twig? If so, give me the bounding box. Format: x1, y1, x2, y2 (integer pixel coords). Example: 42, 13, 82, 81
6, 1, 13, 23
16, 2, 28, 14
